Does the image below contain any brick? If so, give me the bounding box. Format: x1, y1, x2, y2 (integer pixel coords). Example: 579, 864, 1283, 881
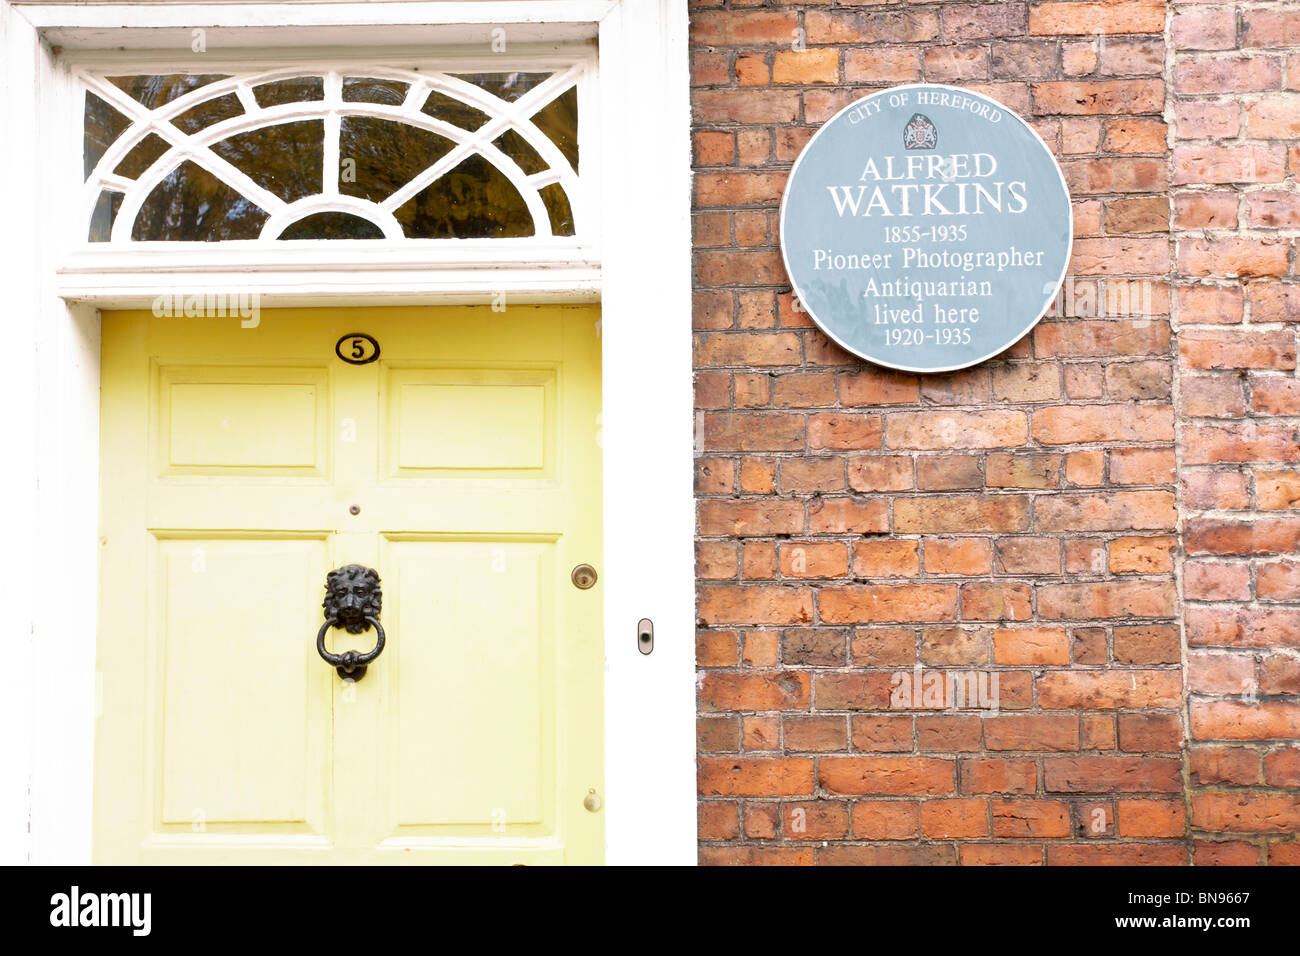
698, 757, 815, 797
1033, 321, 1170, 359
1179, 238, 1290, 278
698, 846, 815, 866
1192, 700, 1300, 740
1031, 80, 1163, 115
925, 538, 991, 575
885, 410, 1028, 449
960, 757, 1037, 795
960, 582, 1033, 621
809, 413, 883, 450
807, 497, 890, 533
1174, 57, 1283, 95
850, 714, 915, 752
699, 499, 803, 536
992, 799, 1072, 837
851, 539, 920, 578
698, 586, 814, 626
1243, 10, 1300, 48
851, 801, 920, 840
1172, 145, 1287, 185
1173, 8, 1238, 51
1048, 844, 1187, 865
1029, 0, 1164, 36
993, 628, 1070, 666
1191, 793, 1300, 833
1116, 799, 1186, 838
819, 584, 960, 625
779, 541, 847, 578
1032, 405, 1174, 444
1109, 535, 1176, 573
1246, 94, 1300, 139
1044, 757, 1182, 793
783, 716, 846, 753
820, 757, 955, 796
1036, 491, 1177, 532
847, 455, 913, 492
894, 496, 1030, 533
698, 801, 740, 841
1114, 625, 1180, 665
921, 798, 989, 838
1038, 670, 1181, 709
782, 801, 849, 840
779, 459, 844, 495
917, 455, 983, 491
985, 715, 1079, 753
772, 48, 839, 86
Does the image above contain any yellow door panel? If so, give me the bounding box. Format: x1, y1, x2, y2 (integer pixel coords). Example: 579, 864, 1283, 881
96, 306, 603, 865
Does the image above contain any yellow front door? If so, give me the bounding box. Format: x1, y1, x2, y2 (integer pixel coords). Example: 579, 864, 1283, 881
95, 305, 603, 864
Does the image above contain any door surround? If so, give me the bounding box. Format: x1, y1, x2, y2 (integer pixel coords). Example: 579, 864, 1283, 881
0, 0, 694, 865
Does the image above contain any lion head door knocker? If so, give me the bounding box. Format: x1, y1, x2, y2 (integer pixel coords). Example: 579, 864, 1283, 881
317, 565, 385, 681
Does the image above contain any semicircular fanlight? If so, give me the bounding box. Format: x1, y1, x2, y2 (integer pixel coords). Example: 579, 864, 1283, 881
82, 66, 584, 242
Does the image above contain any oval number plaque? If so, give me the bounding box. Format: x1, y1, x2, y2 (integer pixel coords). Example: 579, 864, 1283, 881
780, 84, 1073, 373
335, 333, 380, 365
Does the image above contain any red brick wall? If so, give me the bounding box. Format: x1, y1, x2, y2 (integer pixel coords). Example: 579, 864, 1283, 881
691, 0, 1192, 865
1172, 0, 1300, 866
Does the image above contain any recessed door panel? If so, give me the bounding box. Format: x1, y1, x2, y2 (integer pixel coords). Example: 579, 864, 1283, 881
156, 365, 329, 477
384, 367, 556, 478
387, 537, 553, 831
156, 536, 329, 830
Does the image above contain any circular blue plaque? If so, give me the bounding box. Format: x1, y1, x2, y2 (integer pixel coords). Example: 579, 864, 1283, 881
780, 84, 1072, 373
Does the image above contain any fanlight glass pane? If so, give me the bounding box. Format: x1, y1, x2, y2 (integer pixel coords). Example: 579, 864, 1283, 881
531, 87, 578, 172
82, 67, 584, 242
211, 120, 325, 203
539, 184, 575, 237
395, 154, 534, 239
134, 161, 269, 241
109, 74, 230, 109
84, 92, 132, 180
492, 129, 548, 177
339, 117, 456, 204
114, 133, 171, 179
173, 93, 244, 134
279, 212, 384, 240
253, 77, 325, 108
342, 77, 408, 106
421, 89, 490, 131
453, 72, 551, 103
89, 191, 123, 242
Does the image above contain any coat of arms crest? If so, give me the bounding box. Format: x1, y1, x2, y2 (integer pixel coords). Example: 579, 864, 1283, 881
902, 113, 938, 150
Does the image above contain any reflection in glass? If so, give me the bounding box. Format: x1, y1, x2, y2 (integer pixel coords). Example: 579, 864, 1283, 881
84, 92, 132, 180
133, 161, 269, 240
340, 116, 455, 204
279, 212, 384, 240
531, 87, 578, 171
492, 129, 548, 176
454, 72, 550, 103
108, 74, 230, 109
539, 183, 575, 237
253, 76, 325, 108
395, 154, 533, 239
89, 191, 124, 242
173, 93, 243, 134
342, 77, 408, 106
211, 120, 324, 203
114, 133, 171, 179
421, 89, 490, 131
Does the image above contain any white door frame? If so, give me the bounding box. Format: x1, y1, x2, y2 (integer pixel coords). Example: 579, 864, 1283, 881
0, 0, 695, 866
